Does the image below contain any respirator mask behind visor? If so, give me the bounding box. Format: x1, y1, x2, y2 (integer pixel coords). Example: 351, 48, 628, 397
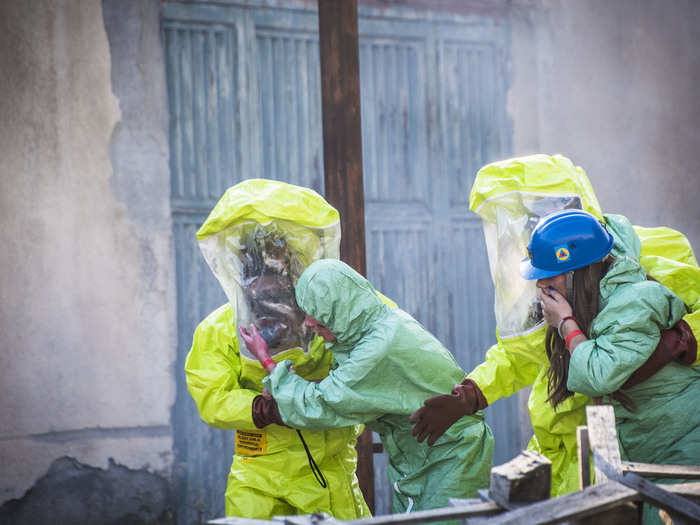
239, 229, 311, 352
199, 220, 335, 359
479, 193, 583, 338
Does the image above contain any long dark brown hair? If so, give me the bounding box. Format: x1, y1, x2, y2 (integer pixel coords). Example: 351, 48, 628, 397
545, 256, 617, 408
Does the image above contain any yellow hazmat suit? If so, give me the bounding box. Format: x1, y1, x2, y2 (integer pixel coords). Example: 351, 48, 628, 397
185, 179, 371, 519
466, 154, 700, 496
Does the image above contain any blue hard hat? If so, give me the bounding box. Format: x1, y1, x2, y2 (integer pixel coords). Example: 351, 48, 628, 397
519, 209, 614, 280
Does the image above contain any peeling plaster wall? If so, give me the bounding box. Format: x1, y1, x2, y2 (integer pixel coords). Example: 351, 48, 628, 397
0, 457, 174, 525
0, 0, 175, 514
510, 0, 700, 248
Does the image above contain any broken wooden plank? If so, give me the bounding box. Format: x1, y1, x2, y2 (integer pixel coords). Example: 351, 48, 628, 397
666, 482, 700, 501
585, 405, 623, 484
614, 470, 700, 523
595, 452, 700, 523
347, 502, 501, 525
623, 462, 700, 479
587, 405, 700, 522
577, 425, 591, 490
317, 0, 373, 512
656, 481, 700, 524
489, 451, 551, 509
657, 485, 700, 525
572, 502, 640, 525
479, 480, 637, 524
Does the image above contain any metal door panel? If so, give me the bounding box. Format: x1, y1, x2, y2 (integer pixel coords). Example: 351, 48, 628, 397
254, 27, 324, 190
164, 5, 254, 523
437, 27, 518, 465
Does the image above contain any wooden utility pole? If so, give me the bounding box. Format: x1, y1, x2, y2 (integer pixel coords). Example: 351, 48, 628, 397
317, 0, 374, 512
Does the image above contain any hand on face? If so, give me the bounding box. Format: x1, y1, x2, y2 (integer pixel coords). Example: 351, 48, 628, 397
537, 284, 573, 328
239, 323, 272, 365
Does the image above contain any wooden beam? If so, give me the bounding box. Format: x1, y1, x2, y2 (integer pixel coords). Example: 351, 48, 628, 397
572, 502, 640, 525
613, 470, 700, 523
207, 482, 700, 525
586, 405, 700, 523
577, 425, 591, 490
317, 0, 366, 276
623, 462, 700, 479
317, 0, 374, 513
479, 480, 638, 525
667, 482, 700, 501
347, 501, 501, 525
489, 451, 551, 509
585, 405, 622, 484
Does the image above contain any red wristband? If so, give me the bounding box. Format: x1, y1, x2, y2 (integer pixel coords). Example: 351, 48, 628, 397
565, 330, 584, 350
262, 358, 275, 370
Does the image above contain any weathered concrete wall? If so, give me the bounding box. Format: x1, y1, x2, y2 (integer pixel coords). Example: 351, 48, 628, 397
510, 0, 700, 249
0, 0, 175, 521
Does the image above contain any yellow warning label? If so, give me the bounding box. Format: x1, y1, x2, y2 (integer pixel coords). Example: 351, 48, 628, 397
235, 430, 267, 456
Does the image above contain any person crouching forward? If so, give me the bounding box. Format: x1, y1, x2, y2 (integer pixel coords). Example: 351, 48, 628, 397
241, 259, 494, 515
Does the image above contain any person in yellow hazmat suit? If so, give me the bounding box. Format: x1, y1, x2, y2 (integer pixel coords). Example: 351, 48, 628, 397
185, 179, 372, 519
410, 154, 699, 496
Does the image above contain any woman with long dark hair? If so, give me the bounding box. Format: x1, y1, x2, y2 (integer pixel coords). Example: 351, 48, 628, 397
410, 155, 700, 498
521, 209, 699, 524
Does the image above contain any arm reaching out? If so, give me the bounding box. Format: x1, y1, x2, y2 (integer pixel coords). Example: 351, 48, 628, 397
410, 378, 487, 445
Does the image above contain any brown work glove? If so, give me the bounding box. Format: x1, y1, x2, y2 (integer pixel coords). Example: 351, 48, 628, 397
622, 319, 697, 389
251, 391, 287, 428
409, 379, 487, 446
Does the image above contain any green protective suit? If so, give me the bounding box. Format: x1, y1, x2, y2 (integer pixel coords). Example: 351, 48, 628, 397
568, 216, 700, 525
264, 259, 494, 515
568, 216, 699, 468
466, 154, 700, 496
185, 179, 371, 519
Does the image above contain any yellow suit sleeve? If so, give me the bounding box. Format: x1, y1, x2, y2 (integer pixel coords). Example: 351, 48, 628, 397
636, 225, 700, 366
185, 305, 258, 429
467, 328, 546, 404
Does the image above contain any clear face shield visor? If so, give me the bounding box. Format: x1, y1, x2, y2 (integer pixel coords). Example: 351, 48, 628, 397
478, 193, 583, 338
199, 220, 340, 358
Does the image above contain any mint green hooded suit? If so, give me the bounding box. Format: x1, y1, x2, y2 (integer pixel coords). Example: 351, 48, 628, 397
567, 215, 700, 524
568, 215, 699, 468
264, 259, 494, 514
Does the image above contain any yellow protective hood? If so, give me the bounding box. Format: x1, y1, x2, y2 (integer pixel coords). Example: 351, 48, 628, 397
197, 178, 340, 240
467, 155, 700, 497
197, 179, 341, 358
197, 179, 340, 268
469, 154, 603, 220
469, 154, 603, 338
